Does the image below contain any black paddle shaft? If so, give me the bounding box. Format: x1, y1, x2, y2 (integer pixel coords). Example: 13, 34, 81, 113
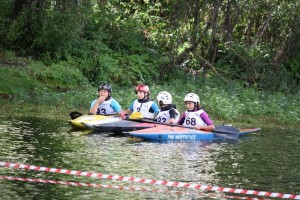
213, 125, 240, 135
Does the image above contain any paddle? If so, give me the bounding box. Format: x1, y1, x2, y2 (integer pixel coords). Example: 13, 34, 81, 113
126, 112, 240, 140
209, 125, 240, 140
128, 111, 145, 119
70, 111, 83, 120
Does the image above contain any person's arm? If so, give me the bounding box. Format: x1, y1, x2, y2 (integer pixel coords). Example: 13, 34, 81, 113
122, 102, 134, 115
168, 109, 177, 124
110, 99, 126, 119
110, 99, 122, 113
194, 112, 215, 131
89, 97, 105, 114
149, 102, 160, 116
176, 113, 186, 125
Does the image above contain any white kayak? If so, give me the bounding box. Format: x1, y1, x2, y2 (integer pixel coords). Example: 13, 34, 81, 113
69, 114, 119, 130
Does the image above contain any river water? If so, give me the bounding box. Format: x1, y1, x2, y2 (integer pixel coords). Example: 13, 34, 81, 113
0, 116, 299, 199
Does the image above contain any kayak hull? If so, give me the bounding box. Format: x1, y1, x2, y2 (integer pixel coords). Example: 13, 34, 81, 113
69, 115, 117, 130
83, 120, 163, 133
125, 126, 261, 141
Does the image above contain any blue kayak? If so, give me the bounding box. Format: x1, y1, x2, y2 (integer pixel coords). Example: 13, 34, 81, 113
124, 126, 261, 141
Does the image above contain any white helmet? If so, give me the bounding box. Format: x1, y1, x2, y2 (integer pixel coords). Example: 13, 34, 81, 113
157, 91, 172, 104
184, 93, 200, 104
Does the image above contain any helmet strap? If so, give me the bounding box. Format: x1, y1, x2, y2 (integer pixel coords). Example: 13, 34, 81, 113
146, 92, 150, 99
159, 101, 164, 107
139, 92, 148, 100
105, 94, 111, 101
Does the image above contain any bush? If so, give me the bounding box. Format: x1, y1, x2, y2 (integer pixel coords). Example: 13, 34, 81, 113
28, 59, 89, 89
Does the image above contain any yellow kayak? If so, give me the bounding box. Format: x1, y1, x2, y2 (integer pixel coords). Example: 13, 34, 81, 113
69, 114, 115, 130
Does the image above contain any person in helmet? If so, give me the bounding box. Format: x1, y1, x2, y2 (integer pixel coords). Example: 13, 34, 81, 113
155, 91, 180, 124
177, 93, 215, 131
123, 84, 159, 119
89, 83, 124, 117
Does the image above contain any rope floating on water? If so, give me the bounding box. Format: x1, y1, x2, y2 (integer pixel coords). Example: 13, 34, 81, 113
0, 175, 265, 200
1, 162, 299, 199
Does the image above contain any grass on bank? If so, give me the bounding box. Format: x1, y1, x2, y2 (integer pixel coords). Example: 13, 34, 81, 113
0, 58, 299, 129
0, 82, 299, 130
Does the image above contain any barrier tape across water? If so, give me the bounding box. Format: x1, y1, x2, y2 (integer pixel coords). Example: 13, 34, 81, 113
0, 175, 185, 196
1, 162, 299, 199
0, 175, 266, 200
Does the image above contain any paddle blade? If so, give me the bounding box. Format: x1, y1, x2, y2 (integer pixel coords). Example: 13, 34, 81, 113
129, 112, 144, 119
70, 111, 83, 120
213, 125, 240, 140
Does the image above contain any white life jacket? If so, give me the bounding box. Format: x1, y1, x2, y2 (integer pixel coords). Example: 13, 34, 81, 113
97, 98, 116, 115
182, 109, 207, 127
132, 99, 156, 118
156, 108, 180, 123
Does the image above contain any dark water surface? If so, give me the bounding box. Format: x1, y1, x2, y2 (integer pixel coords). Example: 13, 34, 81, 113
0, 116, 299, 199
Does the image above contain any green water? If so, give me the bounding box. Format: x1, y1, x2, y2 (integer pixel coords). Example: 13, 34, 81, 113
0, 116, 299, 199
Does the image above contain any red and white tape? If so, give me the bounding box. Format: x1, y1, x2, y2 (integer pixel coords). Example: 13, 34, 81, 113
0, 175, 185, 196
1, 162, 299, 199
0, 175, 265, 200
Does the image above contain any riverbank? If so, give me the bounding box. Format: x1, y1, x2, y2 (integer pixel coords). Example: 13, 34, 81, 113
0, 88, 299, 130
0, 57, 299, 130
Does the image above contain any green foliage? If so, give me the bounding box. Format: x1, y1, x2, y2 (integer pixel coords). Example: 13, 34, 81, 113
0, 51, 90, 100
282, 50, 300, 92
2, 73, 299, 125
216, 43, 274, 89
155, 77, 300, 124
0, 66, 44, 95
204, 80, 300, 124
28, 59, 89, 89
0, 0, 299, 94
0, 1, 13, 45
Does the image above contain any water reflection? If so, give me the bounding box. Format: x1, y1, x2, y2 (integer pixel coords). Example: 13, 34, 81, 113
0, 116, 299, 199
0, 117, 91, 200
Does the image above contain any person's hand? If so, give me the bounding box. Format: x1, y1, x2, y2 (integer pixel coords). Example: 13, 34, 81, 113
119, 111, 126, 120
194, 125, 202, 130
97, 96, 105, 103
168, 118, 175, 124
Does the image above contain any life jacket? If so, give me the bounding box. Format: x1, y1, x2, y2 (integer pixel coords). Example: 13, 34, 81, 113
132, 99, 156, 118
97, 98, 116, 115
156, 105, 180, 123
182, 109, 207, 127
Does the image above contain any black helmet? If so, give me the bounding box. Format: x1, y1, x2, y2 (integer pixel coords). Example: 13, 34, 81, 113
98, 83, 112, 93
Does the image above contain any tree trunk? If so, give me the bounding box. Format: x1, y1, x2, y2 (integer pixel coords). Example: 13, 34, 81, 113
208, 0, 220, 63
223, 0, 234, 42
13, 0, 31, 18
